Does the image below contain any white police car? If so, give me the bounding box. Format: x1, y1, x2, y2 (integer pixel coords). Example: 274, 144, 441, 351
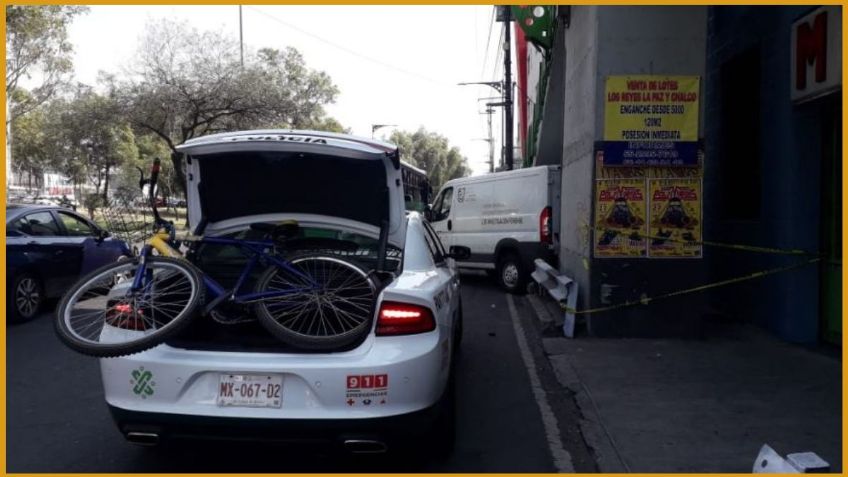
93, 131, 467, 456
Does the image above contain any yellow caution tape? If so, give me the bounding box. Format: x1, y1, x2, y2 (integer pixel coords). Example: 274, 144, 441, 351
561, 257, 821, 316
587, 223, 819, 256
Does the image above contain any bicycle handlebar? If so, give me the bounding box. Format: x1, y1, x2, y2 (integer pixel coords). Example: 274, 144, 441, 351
148, 158, 174, 240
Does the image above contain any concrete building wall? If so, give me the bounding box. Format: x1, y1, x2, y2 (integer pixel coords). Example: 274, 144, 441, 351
559, 6, 599, 313
547, 5, 837, 343
559, 6, 709, 336
596, 7, 708, 137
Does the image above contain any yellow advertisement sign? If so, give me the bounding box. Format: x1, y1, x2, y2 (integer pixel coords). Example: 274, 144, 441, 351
594, 179, 647, 258
604, 75, 700, 141
603, 76, 700, 166
648, 178, 702, 258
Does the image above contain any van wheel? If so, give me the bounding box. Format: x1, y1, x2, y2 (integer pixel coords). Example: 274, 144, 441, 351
496, 252, 527, 294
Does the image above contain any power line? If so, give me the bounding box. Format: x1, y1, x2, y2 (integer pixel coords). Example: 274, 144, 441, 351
480, 6, 496, 79
248, 6, 451, 88
491, 23, 504, 82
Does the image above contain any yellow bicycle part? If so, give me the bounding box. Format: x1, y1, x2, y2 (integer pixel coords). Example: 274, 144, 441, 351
149, 229, 183, 258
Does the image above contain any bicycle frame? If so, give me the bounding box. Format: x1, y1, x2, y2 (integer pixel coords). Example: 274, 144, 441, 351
132, 230, 319, 305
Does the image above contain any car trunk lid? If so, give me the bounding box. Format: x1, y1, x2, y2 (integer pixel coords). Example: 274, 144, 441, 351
177, 130, 406, 250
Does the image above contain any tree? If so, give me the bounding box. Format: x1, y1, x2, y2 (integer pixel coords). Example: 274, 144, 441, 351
301, 116, 350, 134
48, 88, 138, 202
388, 128, 471, 190
252, 47, 339, 129
112, 19, 341, 195
10, 104, 53, 189
5, 5, 88, 122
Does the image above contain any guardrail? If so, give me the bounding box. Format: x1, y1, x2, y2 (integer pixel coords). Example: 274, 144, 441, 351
753, 444, 829, 473
530, 259, 578, 338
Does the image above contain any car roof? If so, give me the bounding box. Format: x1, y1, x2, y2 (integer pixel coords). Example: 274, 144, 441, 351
176, 129, 398, 157
7, 203, 53, 213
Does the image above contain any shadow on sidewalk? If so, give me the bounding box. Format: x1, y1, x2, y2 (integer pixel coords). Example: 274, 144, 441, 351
529, 297, 842, 473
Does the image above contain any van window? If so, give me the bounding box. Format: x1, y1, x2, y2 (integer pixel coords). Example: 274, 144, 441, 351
434, 187, 453, 221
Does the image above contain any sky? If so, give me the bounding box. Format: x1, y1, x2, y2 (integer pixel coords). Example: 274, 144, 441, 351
66, 5, 507, 176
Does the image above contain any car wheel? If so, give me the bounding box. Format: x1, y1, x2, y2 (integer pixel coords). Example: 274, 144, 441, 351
496, 252, 527, 294
9, 273, 43, 323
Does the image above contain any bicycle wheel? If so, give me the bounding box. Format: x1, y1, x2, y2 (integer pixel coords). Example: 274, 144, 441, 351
253, 255, 376, 350
56, 256, 204, 358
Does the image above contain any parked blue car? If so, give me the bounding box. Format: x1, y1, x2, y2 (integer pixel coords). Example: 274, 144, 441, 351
6, 204, 132, 323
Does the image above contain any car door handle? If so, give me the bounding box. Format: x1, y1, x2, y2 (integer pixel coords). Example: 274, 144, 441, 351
54, 250, 64, 255
447, 220, 452, 231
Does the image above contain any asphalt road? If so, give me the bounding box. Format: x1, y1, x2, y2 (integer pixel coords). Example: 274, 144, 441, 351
8, 273, 581, 472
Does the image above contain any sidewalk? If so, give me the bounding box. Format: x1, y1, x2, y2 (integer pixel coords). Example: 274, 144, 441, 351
527, 295, 842, 473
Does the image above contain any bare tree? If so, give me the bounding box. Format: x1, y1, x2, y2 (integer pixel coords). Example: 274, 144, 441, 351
112, 19, 341, 195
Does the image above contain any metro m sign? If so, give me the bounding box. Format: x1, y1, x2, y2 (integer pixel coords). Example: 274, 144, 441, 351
791, 7, 842, 104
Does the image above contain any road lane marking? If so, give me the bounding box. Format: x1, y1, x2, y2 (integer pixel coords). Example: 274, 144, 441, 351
506, 294, 575, 473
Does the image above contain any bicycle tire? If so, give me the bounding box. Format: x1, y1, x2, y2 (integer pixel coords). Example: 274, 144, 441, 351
253, 254, 377, 350
55, 256, 204, 358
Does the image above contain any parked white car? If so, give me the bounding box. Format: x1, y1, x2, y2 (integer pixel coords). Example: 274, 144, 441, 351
92, 130, 467, 456
428, 165, 561, 293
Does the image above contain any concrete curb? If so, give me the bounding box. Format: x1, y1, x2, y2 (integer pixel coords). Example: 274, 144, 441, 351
527, 293, 630, 472
547, 350, 629, 473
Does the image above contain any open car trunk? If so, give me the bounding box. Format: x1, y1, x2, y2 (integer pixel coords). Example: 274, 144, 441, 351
166, 225, 402, 353
167, 131, 406, 353
178, 130, 406, 249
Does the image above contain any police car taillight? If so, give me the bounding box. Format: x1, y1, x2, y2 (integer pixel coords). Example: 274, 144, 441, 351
376, 301, 436, 336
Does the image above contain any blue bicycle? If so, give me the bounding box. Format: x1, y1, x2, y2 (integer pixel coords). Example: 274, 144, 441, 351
56, 159, 376, 357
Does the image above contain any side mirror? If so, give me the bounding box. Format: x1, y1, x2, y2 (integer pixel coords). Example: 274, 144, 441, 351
424, 204, 434, 222
96, 228, 110, 242
446, 245, 471, 261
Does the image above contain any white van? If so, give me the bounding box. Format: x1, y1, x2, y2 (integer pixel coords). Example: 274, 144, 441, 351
428, 165, 561, 293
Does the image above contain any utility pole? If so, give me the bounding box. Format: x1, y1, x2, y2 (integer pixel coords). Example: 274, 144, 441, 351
502, 6, 514, 170
484, 107, 495, 173
239, 6, 244, 67
458, 82, 504, 171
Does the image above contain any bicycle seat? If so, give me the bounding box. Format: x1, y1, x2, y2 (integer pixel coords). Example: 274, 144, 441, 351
250, 221, 300, 241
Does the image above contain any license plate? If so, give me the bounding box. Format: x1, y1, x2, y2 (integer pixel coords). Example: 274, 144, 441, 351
217, 374, 283, 408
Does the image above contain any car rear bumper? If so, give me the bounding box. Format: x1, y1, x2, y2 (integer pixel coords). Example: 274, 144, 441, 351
100, 331, 450, 421
109, 400, 441, 446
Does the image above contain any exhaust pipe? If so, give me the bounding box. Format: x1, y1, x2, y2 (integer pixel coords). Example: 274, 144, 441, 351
343, 439, 388, 454
125, 431, 160, 447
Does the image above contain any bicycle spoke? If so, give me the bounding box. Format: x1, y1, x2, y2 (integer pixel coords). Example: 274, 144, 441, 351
61, 259, 198, 349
